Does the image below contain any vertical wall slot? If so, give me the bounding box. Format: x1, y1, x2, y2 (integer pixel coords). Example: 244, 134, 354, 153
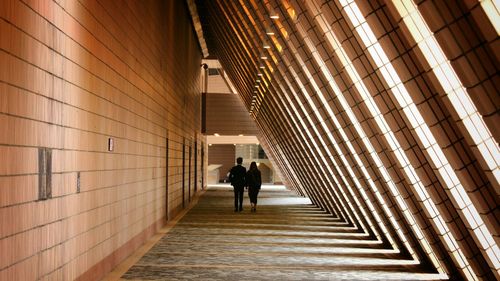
77, 172, 81, 193
108, 138, 114, 152
38, 148, 53, 200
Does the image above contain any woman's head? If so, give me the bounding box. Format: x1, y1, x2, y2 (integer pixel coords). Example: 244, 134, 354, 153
250, 161, 258, 170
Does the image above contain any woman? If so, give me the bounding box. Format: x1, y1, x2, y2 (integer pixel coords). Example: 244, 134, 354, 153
246, 162, 262, 212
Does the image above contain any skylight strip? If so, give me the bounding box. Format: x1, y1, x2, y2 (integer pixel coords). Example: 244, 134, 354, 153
278, 55, 384, 241
306, 0, 471, 275
336, 0, 484, 278
393, 0, 499, 271
298, 0, 454, 266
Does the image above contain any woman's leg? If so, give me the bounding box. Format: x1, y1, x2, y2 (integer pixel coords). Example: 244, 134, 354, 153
249, 188, 257, 211
247, 189, 253, 211
254, 189, 260, 209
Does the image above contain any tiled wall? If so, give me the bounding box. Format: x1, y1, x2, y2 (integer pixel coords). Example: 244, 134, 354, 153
205, 93, 259, 135
199, 0, 499, 280
208, 144, 235, 182
0, 0, 203, 280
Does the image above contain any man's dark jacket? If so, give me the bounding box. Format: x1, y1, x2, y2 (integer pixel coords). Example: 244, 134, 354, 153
229, 165, 246, 188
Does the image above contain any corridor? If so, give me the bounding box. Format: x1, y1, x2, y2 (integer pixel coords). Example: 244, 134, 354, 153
113, 185, 446, 280
0, 0, 498, 280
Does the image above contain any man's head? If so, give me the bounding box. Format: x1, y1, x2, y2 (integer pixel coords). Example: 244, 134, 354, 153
236, 157, 243, 164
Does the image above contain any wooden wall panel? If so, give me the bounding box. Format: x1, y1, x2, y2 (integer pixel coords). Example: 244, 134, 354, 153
208, 144, 236, 181
0, 0, 204, 280
205, 93, 259, 135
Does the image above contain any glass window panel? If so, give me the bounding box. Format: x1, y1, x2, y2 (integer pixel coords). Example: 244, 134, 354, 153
379, 66, 397, 88
350, 3, 365, 27
486, 248, 500, 269
470, 113, 491, 140
415, 126, 431, 148
478, 142, 496, 168
434, 65, 457, 92
450, 187, 465, 208
403, 107, 419, 128
403, 16, 424, 42
424, 200, 437, 218
462, 117, 483, 144
462, 207, 478, 228
480, 1, 500, 35
434, 218, 447, 234
440, 165, 457, 188
475, 225, 490, 249
458, 186, 472, 206
361, 22, 377, 45
420, 40, 439, 67
343, 5, 360, 26
367, 45, 384, 66
447, 92, 468, 118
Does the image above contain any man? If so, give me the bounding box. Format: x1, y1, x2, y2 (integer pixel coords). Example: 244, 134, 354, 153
229, 157, 246, 212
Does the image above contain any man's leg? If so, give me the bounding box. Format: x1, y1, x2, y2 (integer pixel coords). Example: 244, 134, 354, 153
233, 188, 238, 212
238, 187, 244, 211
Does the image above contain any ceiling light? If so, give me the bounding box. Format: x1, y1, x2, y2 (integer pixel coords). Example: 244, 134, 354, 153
256, 79, 261, 83
238, 134, 244, 136
257, 73, 263, 76
270, 15, 279, 19
260, 56, 268, 60
263, 45, 271, 49
254, 85, 259, 88
214, 133, 220, 137
266, 31, 275, 35
208, 144, 212, 146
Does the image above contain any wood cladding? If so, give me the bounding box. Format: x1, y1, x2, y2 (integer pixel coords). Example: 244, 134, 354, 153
208, 145, 236, 182
205, 93, 259, 135
0, 0, 203, 280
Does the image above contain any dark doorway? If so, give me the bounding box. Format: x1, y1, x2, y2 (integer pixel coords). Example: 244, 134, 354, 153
201, 143, 205, 190
194, 141, 198, 192
182, 138, 186, 208
188, 144, 192, 202
165, 137, 169, 221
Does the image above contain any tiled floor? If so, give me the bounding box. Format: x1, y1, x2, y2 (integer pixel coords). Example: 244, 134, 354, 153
116, 185, 448, 280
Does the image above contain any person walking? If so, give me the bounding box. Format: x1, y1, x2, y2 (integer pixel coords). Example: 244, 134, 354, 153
229, 157, 246, 212
246, 161, 262, 212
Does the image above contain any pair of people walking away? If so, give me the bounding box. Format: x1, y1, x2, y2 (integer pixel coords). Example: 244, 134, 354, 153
229, 158, 262, 212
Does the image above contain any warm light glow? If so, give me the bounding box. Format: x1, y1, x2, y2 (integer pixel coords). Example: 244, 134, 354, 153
391, 0, 499, 272
335, 0, 481, 277
261, 56, 268, 60
481, 0, 500, 35
264, 45, 271, 49
214, 133, 220, 137
270, 15, 279, 19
